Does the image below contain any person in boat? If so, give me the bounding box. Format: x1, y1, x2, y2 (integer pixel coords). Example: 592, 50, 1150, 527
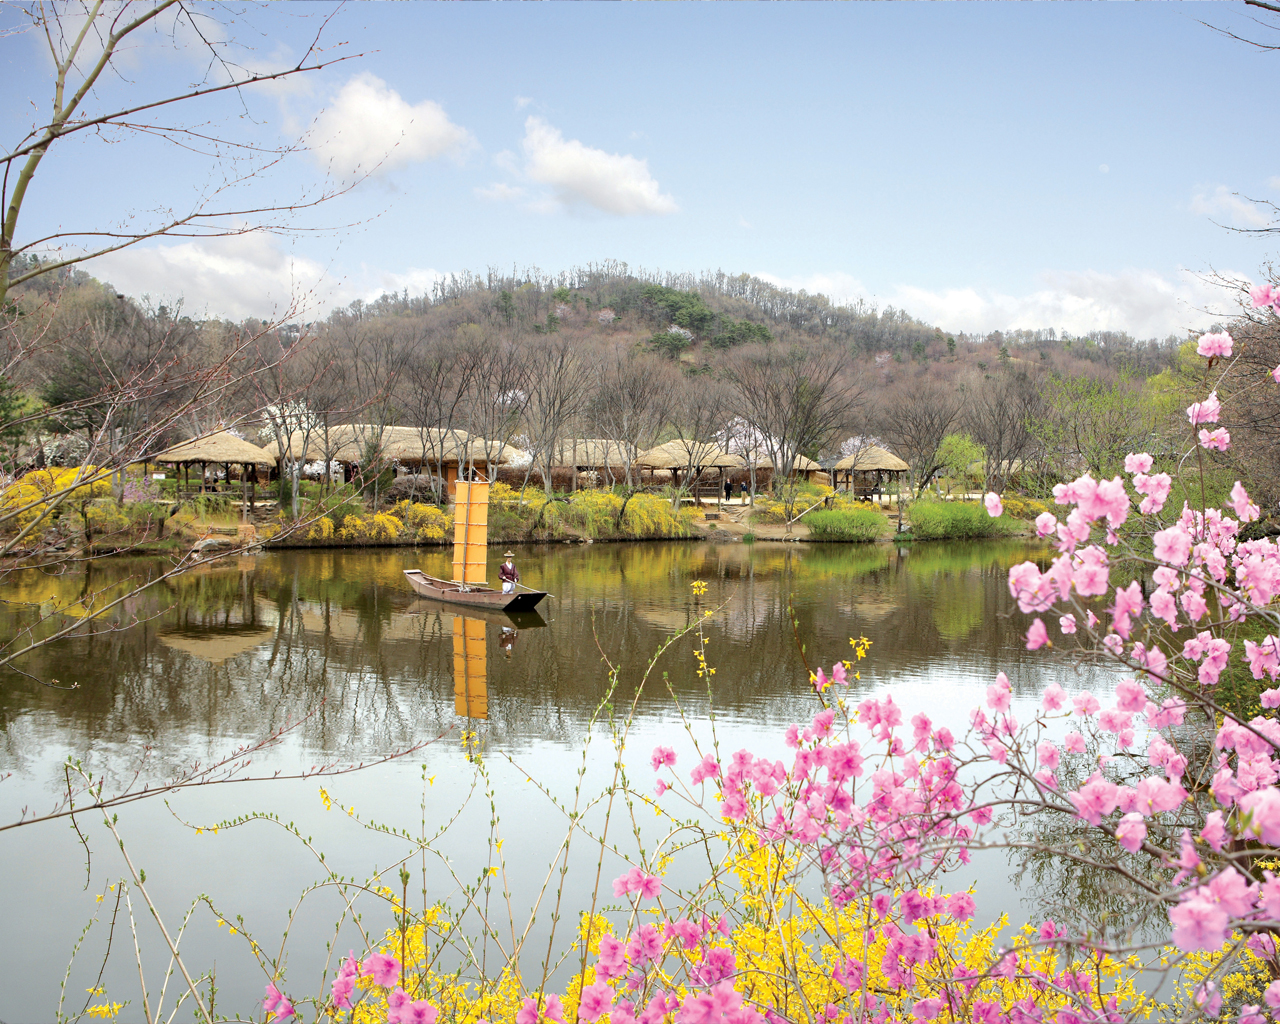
499, 551, 520, 594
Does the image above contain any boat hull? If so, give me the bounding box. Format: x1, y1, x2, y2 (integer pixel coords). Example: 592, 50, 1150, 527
403, 570, 547, 611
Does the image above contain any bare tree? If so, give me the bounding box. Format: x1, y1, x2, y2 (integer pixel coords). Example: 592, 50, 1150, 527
521, 335, 596, 499
1, 2, 360, 306
587, 347, 676, 489
879, 379, 965, 497
724, 345, 864, 525
963, 369, 1042, 492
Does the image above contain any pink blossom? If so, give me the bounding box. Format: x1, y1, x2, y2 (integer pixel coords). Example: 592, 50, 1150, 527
518, 998, 542, 1024
1241, 1006, 1266, 1024
1196, 332, 1233, 358
690, 754, 721, 784
1114, 678, 1147, 713
1200, 811, 1229, 852
912, 998, 944, 1021
1180, 589, 1208, 622
987, 673, 1011, 712
655, 780, 668, 796
1064, 731, 1086, 753
1034, 511, 1058, 537
1058, 613, 1077, 634
1072, 693, 1100, 717
946, 892, 976, 920
363, 953, 401, 988
1170, 896, 1230, 951
1231, 481, 1261, 522
1068, 772, 1119, 825
1251, 282, 1278, 309
1199, 427, 1231, 451
1187, 391, 1222, 425
984, 492, 1003, 518
1265, 981, 1280, 1010
1008, 561, 1056, 613
1042, 683, 1066, 710
1153, 525, 1193, 566
579, 983, 615, 1022
1115, 813, 1146, 853
651, 746, 676, 771
1124, 452, 1154, 474
264, 982, 293, 1019
1037, 741, 1060, 771
638, 873, 663, 900
1239, 788, 1280, 845
1026, 618, 1049, 650
1263, 688, 1280, 709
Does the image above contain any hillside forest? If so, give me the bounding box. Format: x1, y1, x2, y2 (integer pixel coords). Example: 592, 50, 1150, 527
4, 256, 1278, 513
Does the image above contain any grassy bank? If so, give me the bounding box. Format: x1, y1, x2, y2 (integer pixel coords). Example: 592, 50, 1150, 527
906, 499, 1025, 540
803, 507, 890, 542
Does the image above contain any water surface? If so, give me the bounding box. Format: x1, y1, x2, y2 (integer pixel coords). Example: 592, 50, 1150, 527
0, 540, 1108, 1021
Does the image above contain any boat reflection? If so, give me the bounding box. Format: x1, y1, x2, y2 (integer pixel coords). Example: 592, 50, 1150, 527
406, 597, 547, 631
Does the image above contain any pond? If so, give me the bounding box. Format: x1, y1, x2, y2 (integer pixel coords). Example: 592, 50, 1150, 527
0, 540, 1116, 1021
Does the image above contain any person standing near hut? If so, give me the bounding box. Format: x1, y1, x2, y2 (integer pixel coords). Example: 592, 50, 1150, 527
499, 551, 520, 594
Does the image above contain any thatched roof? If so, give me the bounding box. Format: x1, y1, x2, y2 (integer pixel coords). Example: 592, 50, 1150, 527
637, 440, 744, 470
146, 431, 276, 467
755, 454, 823, 472
549, 439, 637, 468
260, 425, 507, 466
834, 446, 910, 472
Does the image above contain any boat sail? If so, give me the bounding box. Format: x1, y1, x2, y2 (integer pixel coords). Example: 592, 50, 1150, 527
403, 480, 547, 611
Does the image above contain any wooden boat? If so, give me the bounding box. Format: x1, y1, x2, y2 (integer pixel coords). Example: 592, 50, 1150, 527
402, 479, 547, 612
404, 596, 547, 629
402, 570, 546, 612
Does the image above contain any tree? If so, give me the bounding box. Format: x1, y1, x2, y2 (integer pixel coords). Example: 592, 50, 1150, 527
521, 335, 596, 499
1031, 371, 1155, 482
1, 1, 357, 306
879, 379, 964, 497
587, 347, 675, 492
725, 344, 863, 526
963, 369, 1042, 492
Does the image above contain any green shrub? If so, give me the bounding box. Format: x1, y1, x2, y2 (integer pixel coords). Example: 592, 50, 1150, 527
908, 500, 1015, 540
805, 508, 888, 542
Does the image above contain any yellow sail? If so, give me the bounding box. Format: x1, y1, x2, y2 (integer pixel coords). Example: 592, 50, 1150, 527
452, 615, 488, 719
451, 480, 490, 586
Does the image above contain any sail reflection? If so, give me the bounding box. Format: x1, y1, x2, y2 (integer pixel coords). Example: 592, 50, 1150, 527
452, 615, 487, 719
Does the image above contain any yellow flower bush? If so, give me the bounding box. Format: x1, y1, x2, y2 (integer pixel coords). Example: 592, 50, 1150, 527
0, 465, 110, 531
393, 500, 451, 541
339, 512, 405, 542
308, 516, 336, 541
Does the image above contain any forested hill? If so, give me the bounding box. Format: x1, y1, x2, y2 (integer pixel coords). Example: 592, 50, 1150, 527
324, 262, 1186, 379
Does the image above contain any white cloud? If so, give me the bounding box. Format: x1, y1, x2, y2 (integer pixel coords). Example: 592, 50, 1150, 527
309, 72, 475, 178
1190, 185, 1273, 228
758, 267, 1243, 338
1099, 164, 1109, 174
89, 233, 337, 321
518, 116, 677, 216
87, 233, 451, 322
515, 95, 534, 109
475, 182, 526, 202
1268, 175, 1280, 192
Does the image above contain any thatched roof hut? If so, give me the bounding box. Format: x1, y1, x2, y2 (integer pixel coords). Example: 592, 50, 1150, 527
834, 446, 910, 472
146, 431, 276, 467
637, 440, 744, 470
261, 426, 507, 467
549, 439, 636, 469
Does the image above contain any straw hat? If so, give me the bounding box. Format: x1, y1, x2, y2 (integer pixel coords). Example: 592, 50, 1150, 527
503, 550, 516, 558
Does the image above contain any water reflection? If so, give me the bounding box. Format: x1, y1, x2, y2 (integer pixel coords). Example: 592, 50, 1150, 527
0, 539, 1096, 780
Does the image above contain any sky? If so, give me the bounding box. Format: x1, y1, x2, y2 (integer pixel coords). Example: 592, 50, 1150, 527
3, 1, 1278, 337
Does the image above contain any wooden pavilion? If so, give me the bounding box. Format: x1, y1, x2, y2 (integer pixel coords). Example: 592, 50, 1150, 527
140, 431, 275, 515
833, 446, 910, 502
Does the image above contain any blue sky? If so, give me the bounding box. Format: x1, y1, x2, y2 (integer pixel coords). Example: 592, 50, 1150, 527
4, 1, 1277, 336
